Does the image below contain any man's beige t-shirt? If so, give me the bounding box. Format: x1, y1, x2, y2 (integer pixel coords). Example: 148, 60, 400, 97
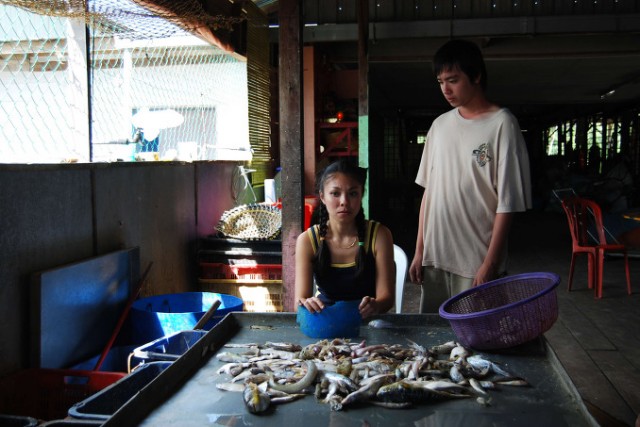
415, 108, 532, 278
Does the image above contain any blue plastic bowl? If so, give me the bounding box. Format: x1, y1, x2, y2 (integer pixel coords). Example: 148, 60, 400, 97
297, 300, 362, 339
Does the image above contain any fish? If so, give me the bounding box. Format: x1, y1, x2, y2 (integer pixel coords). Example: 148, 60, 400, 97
243, 382, 271, 414
341, 374, 396, 408
457, 361, 491, 379
466, 355, 524, 381
216, 352, 250, 363
423, 380, 470, 394
324, 391, 343, 411
478, 380, 496, 390
270, 394, 306, 404
268, 360, 318, 393
406, 339, 426, 355
231, 368, 266, 383
215, 338, 528, 413
224, 343, 260, 348
265, 389, 293, 398
217, 362, 251, 376
449, 345, 471, 361
265, 341, 302, 352
259, 348, 300, 360
318, 371, 359, 393
368, 319, 394, 329
468, 378, 489, 396
321, 381, 341, 405
429, 341, 459, 355
449, 363, 465, 383
353, 344, 387, 357
496, 379, 530, 387
376, 380, 471, 404
370, 401, 412, 409
352, 359, 396, 374
216, 382, 245, 392
243, 373, 272, 385
250, 325, 275, 330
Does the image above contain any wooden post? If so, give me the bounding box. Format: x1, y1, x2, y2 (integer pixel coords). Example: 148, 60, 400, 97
279, 0, 304, 312
357, 0, 370, 216
303, 46, 317, 195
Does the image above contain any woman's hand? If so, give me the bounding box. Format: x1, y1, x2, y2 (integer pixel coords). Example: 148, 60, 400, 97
359, 296, 378, 319
298, 296, 325, 313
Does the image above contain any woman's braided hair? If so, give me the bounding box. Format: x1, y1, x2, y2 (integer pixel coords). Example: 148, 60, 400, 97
313, 159, 368, 279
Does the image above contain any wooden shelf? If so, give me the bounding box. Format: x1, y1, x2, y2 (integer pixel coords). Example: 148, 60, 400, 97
317, 121, 358, 159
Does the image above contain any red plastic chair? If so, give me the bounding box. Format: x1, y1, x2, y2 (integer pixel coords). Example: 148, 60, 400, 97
561, 196, 632, 298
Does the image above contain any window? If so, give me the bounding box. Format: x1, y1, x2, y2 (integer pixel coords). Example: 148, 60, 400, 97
0, 1, 251, 163
416, 131, 428, 145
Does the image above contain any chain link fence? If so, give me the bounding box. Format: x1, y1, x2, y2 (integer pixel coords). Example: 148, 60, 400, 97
1, 0, 251, 163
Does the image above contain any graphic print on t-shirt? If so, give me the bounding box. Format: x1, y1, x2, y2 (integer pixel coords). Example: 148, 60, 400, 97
472, 143, 492, 167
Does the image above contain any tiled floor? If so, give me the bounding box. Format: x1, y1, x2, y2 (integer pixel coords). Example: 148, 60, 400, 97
400, 210, 640, 427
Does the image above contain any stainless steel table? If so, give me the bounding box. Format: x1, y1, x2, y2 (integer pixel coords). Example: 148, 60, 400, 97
104, 312, 597, 427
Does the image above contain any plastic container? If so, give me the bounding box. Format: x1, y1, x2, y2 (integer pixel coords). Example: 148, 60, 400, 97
297, 300, 362, 339
0, 368, 125, 421
132, 330, 207, 363
0, 414, 38, 427
199, 263, 282, 281
439, 272, 561, 350
39, 421, 103, 426
68, 362, 171, 421
127, 292, 243, 345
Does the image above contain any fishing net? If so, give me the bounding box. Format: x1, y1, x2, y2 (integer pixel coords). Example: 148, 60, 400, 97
216, 203, 281, 241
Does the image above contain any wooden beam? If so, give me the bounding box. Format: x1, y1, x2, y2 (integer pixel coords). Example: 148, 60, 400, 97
278, 0, 304, 312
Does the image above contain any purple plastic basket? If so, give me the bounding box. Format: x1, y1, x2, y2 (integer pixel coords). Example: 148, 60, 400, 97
439, 272, 560, 350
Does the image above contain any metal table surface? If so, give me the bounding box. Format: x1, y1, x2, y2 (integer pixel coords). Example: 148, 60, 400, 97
104, 312, 597, 427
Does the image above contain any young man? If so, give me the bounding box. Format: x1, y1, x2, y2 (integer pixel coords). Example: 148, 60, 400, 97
408, 39, 532, 313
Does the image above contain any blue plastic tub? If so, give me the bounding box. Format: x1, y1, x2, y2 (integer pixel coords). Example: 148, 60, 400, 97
127, 292, 243, 345
132, 330, 207, 363
297, 300, 362, 339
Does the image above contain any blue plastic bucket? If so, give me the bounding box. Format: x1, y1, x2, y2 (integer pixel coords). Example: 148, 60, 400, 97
127, 292, 243, 345
297, 300, 362, 339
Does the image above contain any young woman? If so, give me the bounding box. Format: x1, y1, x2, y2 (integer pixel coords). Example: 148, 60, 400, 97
294, 159, 395, 318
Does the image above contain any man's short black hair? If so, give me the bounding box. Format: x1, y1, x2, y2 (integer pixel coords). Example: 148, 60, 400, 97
433, 39, 487, 90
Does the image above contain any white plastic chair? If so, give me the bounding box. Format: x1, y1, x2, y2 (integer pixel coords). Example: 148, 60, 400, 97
393, 244, 409, 313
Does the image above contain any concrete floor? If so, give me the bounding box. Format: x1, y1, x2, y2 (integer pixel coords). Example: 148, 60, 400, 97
399, 210, 640, 427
